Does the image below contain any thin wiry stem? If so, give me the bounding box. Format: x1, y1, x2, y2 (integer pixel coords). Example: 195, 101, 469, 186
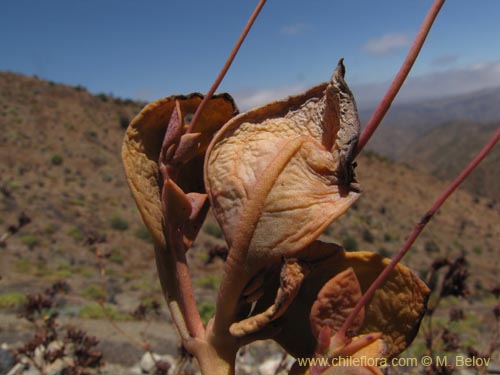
337, 127, 500, 340
354, 0, 446, 157
152, 0, 267, 345
186, 0, 266, 133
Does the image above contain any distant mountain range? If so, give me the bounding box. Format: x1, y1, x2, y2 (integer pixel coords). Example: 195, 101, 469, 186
360, 87, 500, 200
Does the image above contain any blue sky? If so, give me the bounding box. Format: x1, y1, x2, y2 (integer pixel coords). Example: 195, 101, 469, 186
2, 1, 500, 109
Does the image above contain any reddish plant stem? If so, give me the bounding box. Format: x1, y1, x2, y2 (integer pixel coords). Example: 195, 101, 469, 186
354, 0, 446, 157
167, 220, 206, 339
186, 0, 266, 133
337, 127, 500, 340
158, 105, 205, 339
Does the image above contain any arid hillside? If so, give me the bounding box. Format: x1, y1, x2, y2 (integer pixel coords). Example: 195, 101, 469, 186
363, 87, 500, 201
1, 72, 499, 371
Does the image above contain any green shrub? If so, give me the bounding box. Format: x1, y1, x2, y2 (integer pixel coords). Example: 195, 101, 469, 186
69, 198, 85, 207
75, 266, 95, 278
51, 154, 63, 166
6, 180, 21, 190
82, 284, 106, 301
378, 247, 392, 258
52, 269, 72, 279
472, 246, 482, 255
68, 226, 84, 242
110, 249, 124, 264
15, 259, 32, 273
86, 130, 98, 139
96, 93, 108, 102
79, 302, 129, 320
204, 223, 223, 239
342, 235, 358, 251
20, 234, 39, 249
34, 259, 50, 277
119, 115, 130, 129
135, 226, 153, 243
323, 225, 334, 236
101, 173, 113, 183
44, 223, 58, 235
0, 292, 26, 308
110, 215, 129, 231
196, 275, 221, 290
198, 302, 215, 324
362, 228, 374, 243
51, 247, 64, 254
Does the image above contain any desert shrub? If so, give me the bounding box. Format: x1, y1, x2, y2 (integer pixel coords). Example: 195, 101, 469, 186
86, 130, 98, 139
82, 284, 106, 301
44, 223, 58, 235
198, 302, 216, 324
362, 228, 374, 243
52, 268, 72, 279
196, 275, 221, 290
323, 224, 334, 236
119, 115, 130, 129
69, 198, 86, 207
20, 234, 39, 249
109, 249, 124, 264
204, 222, 223, 239
15, 259, 33, 273
383, 232, 396, 242
68, 226, 84, 242
79, 302, 128, 320
342, 235, 358, 251
378, 247, 392, 258
101, 172, 113, 183
96, 93, 108, 102
131, 298, 161, 320
135, 226, 153, 243
51, 154, 63, 166
0, 292, 26, 308
110, 214, 129, 231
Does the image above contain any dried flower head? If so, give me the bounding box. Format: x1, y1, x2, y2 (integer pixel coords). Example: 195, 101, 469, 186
122, 60, 430, 375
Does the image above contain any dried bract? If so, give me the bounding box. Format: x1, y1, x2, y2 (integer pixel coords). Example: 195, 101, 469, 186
205, 60, 361, 270
122, 93, 237, 248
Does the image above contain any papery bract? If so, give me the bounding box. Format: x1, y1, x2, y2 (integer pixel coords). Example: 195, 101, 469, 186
258, 242, 430, 359
205, 61, 361, 271
122, 93, 237, 247
204, 61, 363, 340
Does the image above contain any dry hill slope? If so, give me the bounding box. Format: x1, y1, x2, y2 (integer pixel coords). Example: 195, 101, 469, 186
0, 72, 498, 365
362, 87, 500, 201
